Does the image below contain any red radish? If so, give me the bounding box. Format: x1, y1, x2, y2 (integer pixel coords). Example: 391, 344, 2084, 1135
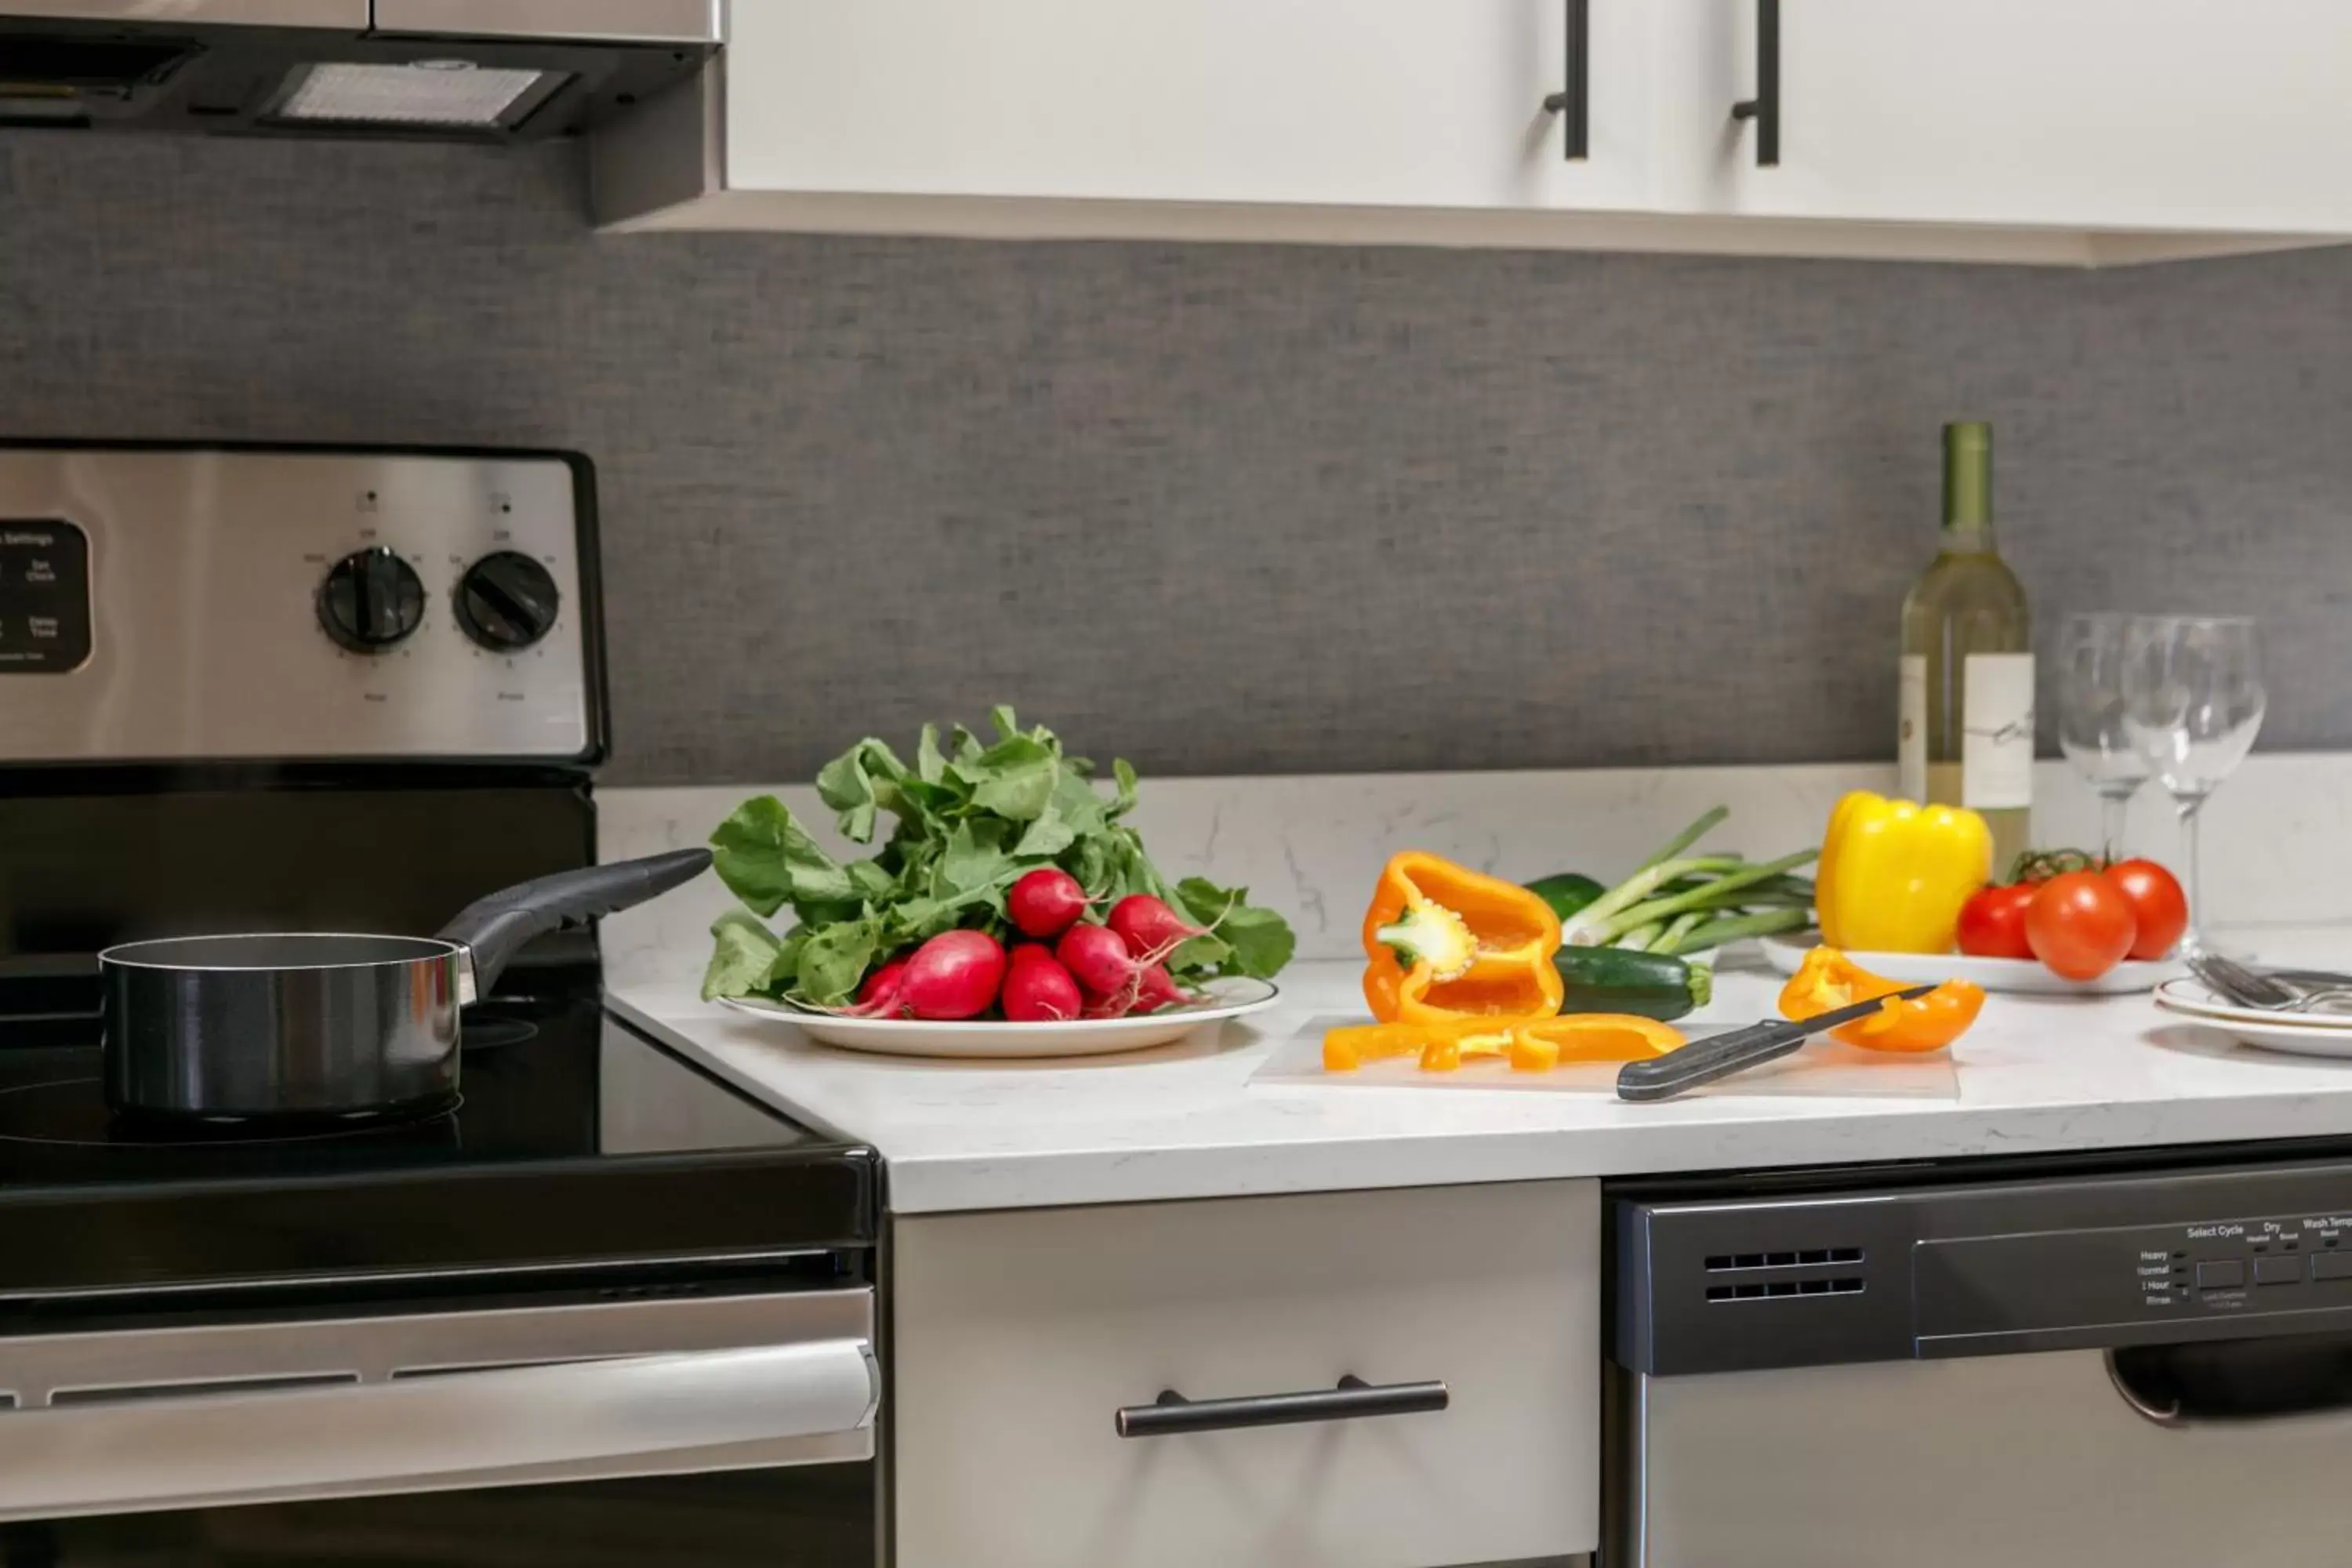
1130, 962, 1192, 1014
1106, 895, 1207, 959
895, 930, 1007, 1020
848, 958, 910, 1017
1083, 987, 1138, 1020
1007, 868, 1091, 938
1055, 922, 1146, 999
1001, 946, 1083, 1022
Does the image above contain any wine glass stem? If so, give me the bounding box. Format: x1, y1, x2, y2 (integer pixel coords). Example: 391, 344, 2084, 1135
2177, 794, 2207, 948
2098, 794, 2129, 864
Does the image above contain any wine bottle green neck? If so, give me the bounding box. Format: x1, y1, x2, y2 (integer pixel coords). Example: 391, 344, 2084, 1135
1941, 421, 1994, 546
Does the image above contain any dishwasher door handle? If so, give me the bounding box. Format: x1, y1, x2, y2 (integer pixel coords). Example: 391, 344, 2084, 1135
0, 1338, 877, 1519
2107, 1334, 2352, 1431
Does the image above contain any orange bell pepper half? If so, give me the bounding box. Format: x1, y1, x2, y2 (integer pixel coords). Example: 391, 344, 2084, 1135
1776, 946, 1985, 1054
1323, 1014, 1683, 1073
1359, 851, 1564, 1025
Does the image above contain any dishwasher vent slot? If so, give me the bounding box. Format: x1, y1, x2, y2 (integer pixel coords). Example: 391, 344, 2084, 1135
1704, 1277, 1865, 1303
1705, 1247, 1864, 1271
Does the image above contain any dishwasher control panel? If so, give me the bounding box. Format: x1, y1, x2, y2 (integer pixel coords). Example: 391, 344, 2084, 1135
1614, 1158, 2352, 1376
2151, 1213, 2352, 1305
1920, 1207, 2352, 1341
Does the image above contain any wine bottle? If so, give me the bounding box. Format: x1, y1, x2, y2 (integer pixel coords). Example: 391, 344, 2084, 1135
1899, 422, 2033, 873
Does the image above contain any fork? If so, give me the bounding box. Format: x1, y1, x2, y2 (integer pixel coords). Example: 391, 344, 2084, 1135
2186, 950, 2352, 1013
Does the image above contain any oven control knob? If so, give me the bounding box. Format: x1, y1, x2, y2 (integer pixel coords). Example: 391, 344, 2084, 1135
318, 546, 426, 652
454, 552, 561, 652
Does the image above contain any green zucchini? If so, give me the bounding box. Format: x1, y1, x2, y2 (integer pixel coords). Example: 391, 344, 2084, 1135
1526, 873, 1607, 924
1553, 946, 1711, 1022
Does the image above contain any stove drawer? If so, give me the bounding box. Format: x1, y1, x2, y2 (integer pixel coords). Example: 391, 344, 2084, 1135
891, 1179, 1598, 1568
0, 1288, 877, 1519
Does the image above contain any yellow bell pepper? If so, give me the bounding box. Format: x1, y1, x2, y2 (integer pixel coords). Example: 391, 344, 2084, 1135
1816, 791, 1991, 954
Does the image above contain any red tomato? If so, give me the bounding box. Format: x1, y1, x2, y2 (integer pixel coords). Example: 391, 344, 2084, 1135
1956, 883, 2038, 960
2024, 872, 2140, 981
2104, 858, 2188, 960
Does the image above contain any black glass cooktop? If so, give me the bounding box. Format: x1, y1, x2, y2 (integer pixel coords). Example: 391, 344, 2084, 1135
0, 994, 878, 1303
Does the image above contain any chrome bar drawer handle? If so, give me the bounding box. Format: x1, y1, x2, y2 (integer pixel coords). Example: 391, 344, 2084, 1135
1114, 1374, 1449, 1439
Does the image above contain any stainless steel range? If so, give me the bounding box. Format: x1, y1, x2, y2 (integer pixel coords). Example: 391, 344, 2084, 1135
0, 442, 880, 1566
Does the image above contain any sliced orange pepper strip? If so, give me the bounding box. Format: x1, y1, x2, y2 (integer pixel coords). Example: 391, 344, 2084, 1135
1515, 1014, 1686, 1064
1322, 1014, 1683, 1074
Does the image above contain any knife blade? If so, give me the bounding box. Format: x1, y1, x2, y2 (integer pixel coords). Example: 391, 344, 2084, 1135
1616, 985, 1938, 1103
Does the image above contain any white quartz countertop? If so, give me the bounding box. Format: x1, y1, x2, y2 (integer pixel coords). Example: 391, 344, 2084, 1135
607, 925, 2352, 1215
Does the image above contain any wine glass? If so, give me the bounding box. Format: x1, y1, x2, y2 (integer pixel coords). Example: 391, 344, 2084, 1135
2120, 616, 2265, 951
2054, 612, 2151, 862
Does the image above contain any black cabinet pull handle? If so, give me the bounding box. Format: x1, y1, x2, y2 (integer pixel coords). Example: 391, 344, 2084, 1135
1113, 1374, 1449, 1439
1539, 0, 1590, 160
1730, 0, 1780, 166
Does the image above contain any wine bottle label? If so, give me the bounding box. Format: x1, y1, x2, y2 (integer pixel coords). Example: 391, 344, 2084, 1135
1962, 652, 2035, 810
1897, 655, 1927, 804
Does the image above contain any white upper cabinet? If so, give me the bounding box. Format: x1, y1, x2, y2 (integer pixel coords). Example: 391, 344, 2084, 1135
723, 0, 1658, 220
593, 0, 2352, 265
1662, 0, 2352, 248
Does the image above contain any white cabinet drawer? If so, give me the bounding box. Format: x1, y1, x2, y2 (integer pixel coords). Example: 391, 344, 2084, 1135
891, 1180, 1598, 1568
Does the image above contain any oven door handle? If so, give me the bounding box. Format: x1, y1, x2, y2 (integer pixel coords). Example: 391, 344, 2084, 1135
0, 1339, 877, 1520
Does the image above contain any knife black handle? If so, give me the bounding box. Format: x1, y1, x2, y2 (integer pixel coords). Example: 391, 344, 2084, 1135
1617, 1019, 1810, 1102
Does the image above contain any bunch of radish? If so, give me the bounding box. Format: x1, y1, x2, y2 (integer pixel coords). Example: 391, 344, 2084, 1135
848, 869, 1210, 1022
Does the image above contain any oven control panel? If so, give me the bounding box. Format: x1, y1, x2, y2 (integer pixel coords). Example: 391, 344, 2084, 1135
0, 520, 92, 674
0, 448, 597, 763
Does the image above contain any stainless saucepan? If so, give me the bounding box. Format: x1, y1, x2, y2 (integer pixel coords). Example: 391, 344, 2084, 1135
99, 848, 711, 1124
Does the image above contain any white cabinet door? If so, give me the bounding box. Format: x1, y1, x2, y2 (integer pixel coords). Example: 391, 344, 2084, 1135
724, 0, 1660, 217
890, 1180, 1600, 1568
1666, 0, 2352, 237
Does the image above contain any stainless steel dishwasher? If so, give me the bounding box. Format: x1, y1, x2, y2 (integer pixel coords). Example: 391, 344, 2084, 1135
1606, 1152, 2352, 1567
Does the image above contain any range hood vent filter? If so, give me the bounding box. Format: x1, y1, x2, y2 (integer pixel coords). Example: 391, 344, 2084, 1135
272, 60, 554, 128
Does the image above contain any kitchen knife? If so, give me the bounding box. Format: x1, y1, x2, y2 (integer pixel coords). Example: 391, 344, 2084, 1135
1616, 985, 1937, 1103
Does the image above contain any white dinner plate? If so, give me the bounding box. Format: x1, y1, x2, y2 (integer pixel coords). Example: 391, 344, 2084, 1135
2153, 979, 2352, 1059
717, 975, 1280, 1059
1760, 931, 2183, 996
2152, 977, 2352, 1029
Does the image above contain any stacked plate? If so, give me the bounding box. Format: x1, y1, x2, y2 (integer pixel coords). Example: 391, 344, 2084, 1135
2152, 978, 2352, 1059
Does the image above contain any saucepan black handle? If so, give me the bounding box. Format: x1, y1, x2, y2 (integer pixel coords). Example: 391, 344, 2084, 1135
441, 848, 712, 996
1617, 1018, 1810, 1102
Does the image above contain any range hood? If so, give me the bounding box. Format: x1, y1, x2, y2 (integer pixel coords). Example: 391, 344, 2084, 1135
0, 1, 720, 141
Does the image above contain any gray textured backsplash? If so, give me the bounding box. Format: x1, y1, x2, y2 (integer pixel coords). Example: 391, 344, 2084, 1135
3, 132, 2349, 786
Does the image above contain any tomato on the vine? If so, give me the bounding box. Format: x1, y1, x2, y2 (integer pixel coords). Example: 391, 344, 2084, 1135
1956, 883, 2038, 960
2024, 872, 2139, 981
2104, 858, 2188, 960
